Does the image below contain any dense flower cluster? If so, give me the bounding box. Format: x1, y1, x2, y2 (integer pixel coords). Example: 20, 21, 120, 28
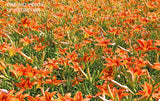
0, 0, 160, 100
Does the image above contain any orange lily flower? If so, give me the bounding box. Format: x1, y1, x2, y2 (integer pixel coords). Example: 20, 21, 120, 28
15, 89, 29, 101
152, 63, 160, 70
20, 36, 34, 46
23, 64, 38, 77
57, 93, 73, 101
44, 91, 57, 101
111, 88, 129, 100
152, 83, 160, 99
7, 45, 23, 57
0, 42, 10, 54
19, 17, 31, 28
10, 63, 25, 78
71, 76, 85, 87
96, 84, 129, 100
95, 37, 111, 46
44, 75, 65, 86
27, 95, 41, 101
135, 39, 155, 52
15, 78, 36, 89
43, 58, 59, 70
65, 50, 78, 61
154, 40, 160, 46
104, 58, 123, 67
71, 62, 83, 72
57, 91, 92, 101
136, 82, 153, 99
33, 43, 46, 52
0, 90, 18, 101
74, 91, 91, 101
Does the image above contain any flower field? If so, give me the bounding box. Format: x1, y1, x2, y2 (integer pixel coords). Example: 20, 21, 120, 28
0, 0, 160, 100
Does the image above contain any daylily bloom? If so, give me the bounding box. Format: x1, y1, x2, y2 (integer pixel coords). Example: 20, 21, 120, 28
33, 43, 46, 52
7, 45, 23, 57
44, 75, 66, 86
95, 37, 111, 46
96, 83, 129, 100
0, 90, 17, 101
152, 63, 160, 70
10, 63, 25, 78
74, 91, 91, 101
136, 82, 153, 99
104, 58, 123, 67
15, 78, 36, 89
135, 39, 155, 52
20, 36, 34, 46
154, 40, 160, 47
71, 76, 85, 87
15, 89, 29, 101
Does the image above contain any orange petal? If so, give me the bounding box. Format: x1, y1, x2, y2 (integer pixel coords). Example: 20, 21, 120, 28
152, 63, 160, 70
74, 91, 83, 101
155, 40, 160, 46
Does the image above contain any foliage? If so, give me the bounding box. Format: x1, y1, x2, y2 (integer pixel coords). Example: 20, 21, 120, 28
0, 0, 160, 101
